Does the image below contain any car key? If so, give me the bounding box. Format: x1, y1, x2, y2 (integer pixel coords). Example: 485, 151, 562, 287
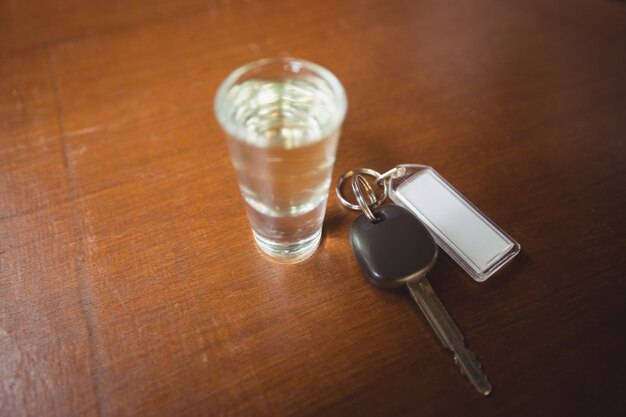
350, 202, 492, 395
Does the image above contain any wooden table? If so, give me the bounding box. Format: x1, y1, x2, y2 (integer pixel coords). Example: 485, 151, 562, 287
1, 1, 625, 416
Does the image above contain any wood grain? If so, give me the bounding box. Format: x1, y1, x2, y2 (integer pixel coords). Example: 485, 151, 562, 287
1, 0, 625, 416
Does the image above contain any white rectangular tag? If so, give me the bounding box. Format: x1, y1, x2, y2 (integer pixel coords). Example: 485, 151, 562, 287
390, 166, 520, 282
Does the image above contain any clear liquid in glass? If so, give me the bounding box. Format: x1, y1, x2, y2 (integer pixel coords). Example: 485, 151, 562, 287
225, 78, 341, 261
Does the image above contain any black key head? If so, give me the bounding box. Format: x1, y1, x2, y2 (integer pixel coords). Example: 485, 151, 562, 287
350, 205, 438, 289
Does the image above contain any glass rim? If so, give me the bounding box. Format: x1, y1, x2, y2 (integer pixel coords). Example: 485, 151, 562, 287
214, 57, 348, 140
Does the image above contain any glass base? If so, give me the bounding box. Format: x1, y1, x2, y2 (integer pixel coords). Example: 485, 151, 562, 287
252, 229, 322, 263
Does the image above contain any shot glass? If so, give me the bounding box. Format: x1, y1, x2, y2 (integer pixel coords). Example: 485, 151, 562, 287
215, 58, 347, 262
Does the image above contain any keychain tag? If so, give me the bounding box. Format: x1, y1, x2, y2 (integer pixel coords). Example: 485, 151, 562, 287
387, 164, 520, 282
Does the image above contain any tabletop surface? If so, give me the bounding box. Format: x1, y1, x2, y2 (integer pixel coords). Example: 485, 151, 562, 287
1, 1, 625, 416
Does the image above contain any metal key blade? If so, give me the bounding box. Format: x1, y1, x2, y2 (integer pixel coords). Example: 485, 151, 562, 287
407, 278, 492, 396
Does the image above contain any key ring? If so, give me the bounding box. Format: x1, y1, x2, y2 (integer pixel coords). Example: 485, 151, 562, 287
335, 168, 388, 211
352, 174, 379, 222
